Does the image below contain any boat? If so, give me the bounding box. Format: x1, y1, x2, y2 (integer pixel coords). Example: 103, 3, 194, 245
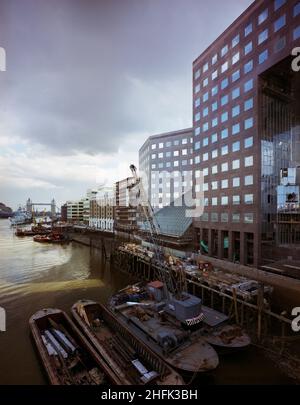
109, 282, 220, 374
71, 300, 184, 385
9, 208, 32, 226
15, 228, 36, 237
29, 308, 122, 385
33, 233, 67, 244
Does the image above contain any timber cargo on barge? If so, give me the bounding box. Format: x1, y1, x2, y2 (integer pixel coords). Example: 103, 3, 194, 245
29, 308, 121, 385
72, 300, 184, 385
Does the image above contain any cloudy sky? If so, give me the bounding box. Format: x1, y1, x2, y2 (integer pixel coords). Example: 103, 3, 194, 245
0, 0, 252, 210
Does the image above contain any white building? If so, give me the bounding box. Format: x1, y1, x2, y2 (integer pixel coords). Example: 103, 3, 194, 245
89, 187, 115, 232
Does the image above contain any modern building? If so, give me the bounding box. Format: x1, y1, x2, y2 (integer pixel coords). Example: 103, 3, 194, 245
89, 187, 115, 232
139, 128, 194, 209
192, 0, 300, 266
66, 199, 84, 223
60, 203, 67, 222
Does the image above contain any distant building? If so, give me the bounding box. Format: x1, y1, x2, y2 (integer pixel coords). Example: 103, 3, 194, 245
114, 177, 137, 233
139, 128, 193, 209
60, 203, 67, 222
66, 200, 84, 223
89, 187, 115, 232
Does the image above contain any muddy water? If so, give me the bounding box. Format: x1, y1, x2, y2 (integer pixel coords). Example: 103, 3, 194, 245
0, 219, 294, 384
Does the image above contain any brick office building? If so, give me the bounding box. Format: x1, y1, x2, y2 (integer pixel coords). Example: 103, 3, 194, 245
192, 0, 300, 266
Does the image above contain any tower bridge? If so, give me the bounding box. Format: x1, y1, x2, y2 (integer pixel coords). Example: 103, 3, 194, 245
26, 198, 56, 218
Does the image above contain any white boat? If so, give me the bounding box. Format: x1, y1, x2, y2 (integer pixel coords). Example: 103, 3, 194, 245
10, 208, 32, 226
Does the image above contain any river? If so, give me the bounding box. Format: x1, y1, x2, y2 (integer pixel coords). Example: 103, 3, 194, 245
0, 219, 295, 385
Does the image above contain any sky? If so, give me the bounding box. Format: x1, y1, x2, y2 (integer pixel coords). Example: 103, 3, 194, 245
0, 0, 253, 210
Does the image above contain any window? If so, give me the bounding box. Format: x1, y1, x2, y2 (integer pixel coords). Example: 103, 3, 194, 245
221, 95, 229, 106
245, 194, 254, 204
195, 98, 200, 108
244, 79, 254, 92
203, 137, 209, 147
221, 180, 228, 189
195, 127, 200, 136
274, 0, 286, 11
158, 152, 163, 158
173, 150, 179, 157
232, 52, 240, 64
212, 69, 218, 80
212, 197, 218, 206
159, 142, 164, 148
274, 36, 286, 53
203, 107, 209, 117
211, 133, 218, 143
211, 213, 218, 223
151, 144, 156, 150
221, 213, 228, 223
232, 213, 240, 223
244, 98, 253, 111
221, 61, 229, 73
233, 177, 240, 187
245, 136, 253, 148
221, 78, 229, 89
258, 9, 268, 25
203, 62, 208, 73
212, 117, 218, 127
232, 123, 240, 135
203, 152, 208, 161
194, 83, 200, 93
212, 53, 218, 65
232, 105, 240, 118
221, 196, 229, 205
258, 29, 268, 44
221, 128, 228, 139
232, 141, 240, 152
221, 162, 228, 172
232, 69, 240, 82
174, 140, 179, 146
233, 195, 240, 205
245, 156, 254, 167
211, 181, 218, 190
182, 149, 187, 155
232, 87, 240, 99
294, 3, 300, 17
211, 85, 218, 96
203, 183, 208, 191
245, 117, 253, 129
294, 26, 300, 40
259, 49, 268, 64
245, 175, 253, 186
173, 161, 179, 167
245, 41, 253, 55
221, 145, 228, 155
232, 34, 240, 48
195, 112, 201, 122
221, 45, 228, 57
221, 112, 228, 123
194, 69, 201, 79
203, 92, 209, 102
245, 23, 252, 37
244, 213, 254, 223
166, 141, 171, 147
166, 151, 171, 157
211, 165, 218, 174
212, 101, 218, 112
232, 159, 240, 170
203, 77, 208, 87
212, 149, 218, 159
274, 15, 286, 32
244, 60, 253, 74
201, 212, 209, 221
151, 153, 156, 159
195, 155, 201, 164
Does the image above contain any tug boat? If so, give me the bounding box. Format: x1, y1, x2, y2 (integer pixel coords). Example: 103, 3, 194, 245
71, 300, 184, 385
33, 233, 67, 244
109, 282, 220, 374
29, 308, 121, 385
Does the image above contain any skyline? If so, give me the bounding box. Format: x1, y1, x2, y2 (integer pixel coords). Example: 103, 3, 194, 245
0, 0, 252, 209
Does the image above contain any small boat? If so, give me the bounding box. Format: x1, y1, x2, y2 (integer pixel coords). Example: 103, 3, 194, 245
71, 300, 184, 385
33, 234, 51, 243
29, 308, 121, 385
15, 228, 36, 237
33, 233, 67, 244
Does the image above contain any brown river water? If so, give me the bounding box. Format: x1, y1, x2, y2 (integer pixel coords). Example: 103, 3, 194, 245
0, 219, 295, 385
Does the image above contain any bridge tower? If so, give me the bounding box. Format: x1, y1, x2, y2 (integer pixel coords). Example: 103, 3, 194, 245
51, 198, 56, 218
26, 198, 32, 214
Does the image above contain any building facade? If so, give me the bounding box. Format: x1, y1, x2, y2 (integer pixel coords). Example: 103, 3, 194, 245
192, 0, 300, 266
66, 200, 84, 223
89, 187, 115, 232
139, 128, 194, 209
114, 177, 138, 232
